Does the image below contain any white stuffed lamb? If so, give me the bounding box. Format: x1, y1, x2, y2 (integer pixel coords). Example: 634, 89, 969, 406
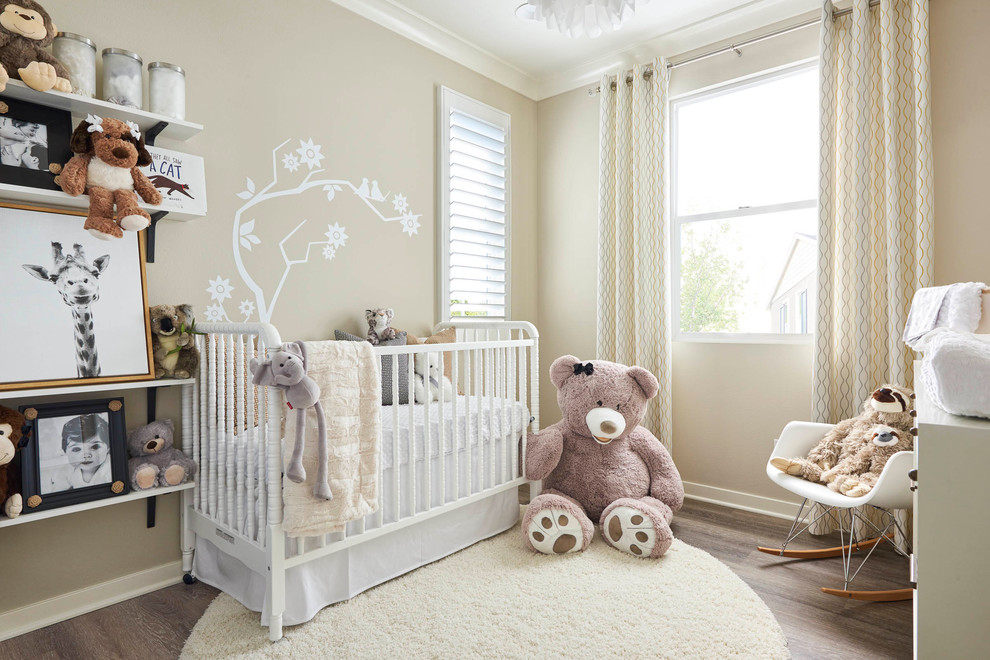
414, 352, 454, 403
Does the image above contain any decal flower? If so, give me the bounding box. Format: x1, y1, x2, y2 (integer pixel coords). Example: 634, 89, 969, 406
205, 304, 224, 322
282, 153, 300, 172
392, 193, 408, 213
239, 299, 255, 319
322, 245, 336, 260
296, 139, 324, 170
324, 223, 348, 248
401, 214, 421, 236
206, 276, 234, 302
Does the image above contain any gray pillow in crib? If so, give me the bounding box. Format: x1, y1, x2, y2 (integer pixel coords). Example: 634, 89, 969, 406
334, 329, 409, 405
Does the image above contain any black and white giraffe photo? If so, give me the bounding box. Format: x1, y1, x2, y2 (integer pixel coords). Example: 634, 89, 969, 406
0, 206, 153, 389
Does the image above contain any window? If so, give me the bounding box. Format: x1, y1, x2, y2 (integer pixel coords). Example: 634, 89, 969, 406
672, 62, 817, 341
438, 87, 510, 320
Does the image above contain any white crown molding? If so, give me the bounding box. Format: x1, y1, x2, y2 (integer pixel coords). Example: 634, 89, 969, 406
537, 0, 818, 99
330, 0, 817, 102
329, 0, 540, 100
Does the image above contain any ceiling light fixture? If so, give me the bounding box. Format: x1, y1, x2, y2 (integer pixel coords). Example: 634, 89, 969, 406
515, 0, 648, 39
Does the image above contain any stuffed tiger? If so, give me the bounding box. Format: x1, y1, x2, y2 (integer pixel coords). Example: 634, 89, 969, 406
365, 308, 397, 345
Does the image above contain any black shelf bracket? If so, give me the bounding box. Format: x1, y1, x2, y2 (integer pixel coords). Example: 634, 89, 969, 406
147, 496, 157, 529
143, 120, 170, 264
146, 387, 158, 527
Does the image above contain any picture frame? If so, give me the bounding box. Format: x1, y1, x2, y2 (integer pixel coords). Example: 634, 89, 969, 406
0, 96, 72, 190
18, 398, 129, 512
0, 203, 155, 391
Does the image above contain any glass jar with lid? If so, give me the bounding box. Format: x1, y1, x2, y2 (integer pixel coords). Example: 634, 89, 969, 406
148, 62, 185, 120
102, 48, 143, 108
52, 32, 96, 97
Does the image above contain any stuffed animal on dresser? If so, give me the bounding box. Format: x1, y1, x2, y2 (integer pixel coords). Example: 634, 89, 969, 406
58, 115, 162, 240
821, 424, 915, 497
127, 419, 197, 490
771, 384, 917, 485
413, 352, 454, 403
0, 405, 28, 518
250, 341, 332, 500
365, 308, 397, 345
150, 304, 200, 379
0, 1, 72, 93
524, 356, 683, 558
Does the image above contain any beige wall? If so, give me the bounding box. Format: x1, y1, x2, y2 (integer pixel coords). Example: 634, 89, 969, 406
537, 21, 818, 500
2, 0, 537, 616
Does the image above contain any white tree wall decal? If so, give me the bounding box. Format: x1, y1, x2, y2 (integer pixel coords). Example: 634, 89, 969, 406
203, 138, 421, 324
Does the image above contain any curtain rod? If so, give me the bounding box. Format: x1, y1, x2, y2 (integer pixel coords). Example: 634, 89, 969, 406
589, 0, 879, 95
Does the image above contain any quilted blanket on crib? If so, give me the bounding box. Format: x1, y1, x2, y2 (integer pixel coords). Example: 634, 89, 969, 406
283, 340, 381, 538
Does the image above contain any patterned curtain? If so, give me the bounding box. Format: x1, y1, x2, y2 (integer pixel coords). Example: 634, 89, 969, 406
812, 0, 933, 539
597, 58, 672, 451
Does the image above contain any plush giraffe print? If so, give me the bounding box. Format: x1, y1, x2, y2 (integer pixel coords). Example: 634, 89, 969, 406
23, 242, 110, 378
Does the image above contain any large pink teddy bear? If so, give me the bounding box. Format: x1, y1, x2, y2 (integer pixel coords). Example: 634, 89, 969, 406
524, 356, 684, 558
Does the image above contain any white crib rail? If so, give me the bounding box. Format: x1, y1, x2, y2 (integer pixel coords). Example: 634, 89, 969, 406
190, 321, 538, 562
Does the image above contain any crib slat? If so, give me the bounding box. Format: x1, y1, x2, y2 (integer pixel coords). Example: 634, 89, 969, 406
464, 348, 473, 497
488, 346, 495, 490
501, 346, 509, 483
438, 347, 446, 507
476, 348, 483, 492
208, 335, 218, 517
235, 335, 246, 535
258, 338, 269, 545
425, 352, 432, 512
194, 334, 205, 512
246, 335, 257, 542
408, 348, 416, 516
452, 349, 459, 503
225, 334, 236, 527
392, 354, 399, 524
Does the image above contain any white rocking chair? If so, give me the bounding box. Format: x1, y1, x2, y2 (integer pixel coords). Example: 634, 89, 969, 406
759, 421, 915, 601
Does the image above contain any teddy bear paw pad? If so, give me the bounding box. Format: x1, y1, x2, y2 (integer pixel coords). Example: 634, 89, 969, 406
604, 506, 657, 557
528, 509, 584, 554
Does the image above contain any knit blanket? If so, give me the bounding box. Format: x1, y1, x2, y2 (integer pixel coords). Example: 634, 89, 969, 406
282, 340, 381, 538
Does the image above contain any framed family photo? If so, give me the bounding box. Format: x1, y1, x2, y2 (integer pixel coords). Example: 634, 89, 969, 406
0, 97, 72, 190
19, 399, 129, 512
0, 204, 154, 391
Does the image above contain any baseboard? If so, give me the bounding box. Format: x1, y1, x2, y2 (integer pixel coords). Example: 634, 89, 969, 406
0, 561, 183, 641
683, 481, 803, 521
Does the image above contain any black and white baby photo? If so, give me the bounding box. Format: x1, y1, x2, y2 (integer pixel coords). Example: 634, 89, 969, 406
37, 413, 113, 495
0, 116, 49, 170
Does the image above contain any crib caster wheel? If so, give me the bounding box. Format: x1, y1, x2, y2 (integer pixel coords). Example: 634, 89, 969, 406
183, 573, 197, 585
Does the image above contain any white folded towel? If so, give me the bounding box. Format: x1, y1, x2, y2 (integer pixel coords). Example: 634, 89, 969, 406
903, 282, 986, 348
918, 328, 990, 419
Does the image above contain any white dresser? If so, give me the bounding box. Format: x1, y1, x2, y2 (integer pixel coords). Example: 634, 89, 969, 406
914, 373, 990, 658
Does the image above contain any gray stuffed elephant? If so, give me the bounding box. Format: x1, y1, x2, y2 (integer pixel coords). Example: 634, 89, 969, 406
250, 341, 331, 500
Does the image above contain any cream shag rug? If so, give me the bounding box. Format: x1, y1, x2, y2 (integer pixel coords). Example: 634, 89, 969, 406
182, 518, 789, 659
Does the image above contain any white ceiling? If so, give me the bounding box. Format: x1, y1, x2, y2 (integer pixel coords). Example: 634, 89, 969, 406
332, 0, 818, 99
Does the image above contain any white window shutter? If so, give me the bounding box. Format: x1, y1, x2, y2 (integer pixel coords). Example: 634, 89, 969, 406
439, 88, 510, 320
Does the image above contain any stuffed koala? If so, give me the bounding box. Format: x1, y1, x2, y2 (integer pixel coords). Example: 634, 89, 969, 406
0, 405, 28, 518
821, 424, 914, 497
150, 304, 200, 379
365, 308, 397, 346
524, 356, 683, 559
771, 384, 917, 484
127, 419, 197, 490
413, 352, 453, 403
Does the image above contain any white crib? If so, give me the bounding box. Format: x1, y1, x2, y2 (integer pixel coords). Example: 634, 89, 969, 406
176, 320, 539, 641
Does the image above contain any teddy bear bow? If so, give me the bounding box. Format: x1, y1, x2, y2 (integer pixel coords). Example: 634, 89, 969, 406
573, 362, 595, 376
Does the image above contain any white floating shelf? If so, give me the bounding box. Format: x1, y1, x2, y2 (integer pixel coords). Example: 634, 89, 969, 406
0, 79, 202, 141
0, 482, 193, 529
0, 182, 204, 221
0, 378, 194, 402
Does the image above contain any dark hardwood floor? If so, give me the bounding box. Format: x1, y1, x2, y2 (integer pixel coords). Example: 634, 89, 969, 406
0, 499, 912, 660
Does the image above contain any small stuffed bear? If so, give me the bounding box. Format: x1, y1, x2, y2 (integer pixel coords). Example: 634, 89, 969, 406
250, 341, 331, 500
822, 424, 914, 497
0, 405, 28, 518
524, 356, 683, 558
127, 419, 197, 490
771, 384, 917, 485
150, 304, 200, 379
0, 1, 72, 93
365, 308, 397, 345
59, 115, 162, 240
413, 352, 454, 403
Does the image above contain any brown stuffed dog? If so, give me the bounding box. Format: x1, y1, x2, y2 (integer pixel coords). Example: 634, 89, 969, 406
150, 304, 200, 379
0, 1, 72, 93
59, 115, 162, 240
0, 405, 28, 518
771, 384, 917, 486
